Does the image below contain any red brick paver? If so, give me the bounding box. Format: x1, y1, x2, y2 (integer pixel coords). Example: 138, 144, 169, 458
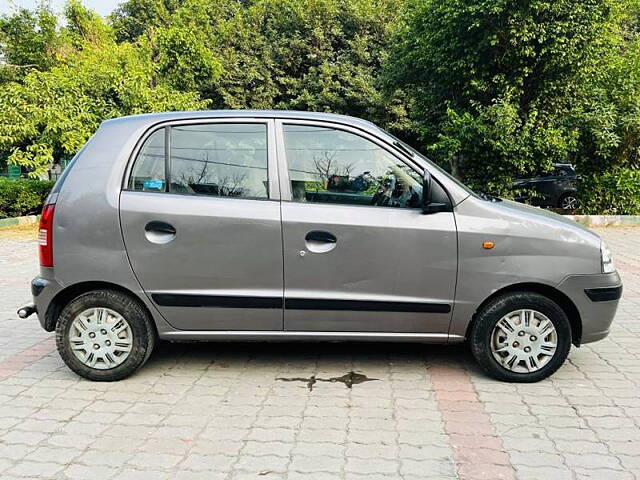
0, 337, 56, 381
431, 364, 517, 480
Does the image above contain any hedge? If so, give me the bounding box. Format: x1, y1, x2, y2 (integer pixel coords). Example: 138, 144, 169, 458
0, 178, 55, 219
578, 169, 640, 215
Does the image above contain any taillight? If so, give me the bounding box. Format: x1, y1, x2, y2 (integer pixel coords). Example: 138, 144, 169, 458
39, 204, 55, 267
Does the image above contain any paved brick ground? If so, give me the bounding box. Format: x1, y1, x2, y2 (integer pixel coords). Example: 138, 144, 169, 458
0, 227, 638, 480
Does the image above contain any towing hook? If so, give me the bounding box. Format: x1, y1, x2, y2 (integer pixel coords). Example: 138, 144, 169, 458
17, 305, 36, 319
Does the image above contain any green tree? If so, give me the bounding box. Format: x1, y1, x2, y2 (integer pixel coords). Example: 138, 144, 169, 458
110, 0, 181, 42
1, 0, 405, 177
140, 0, 407, 126
0, 5, 61, 83
385, 0, 626, 194
0, 2, 206, 177
572, 0, 640, 173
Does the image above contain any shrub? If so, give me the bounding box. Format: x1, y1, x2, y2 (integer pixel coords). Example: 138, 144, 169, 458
578, 169, 640, 215
0, 178, 55, 219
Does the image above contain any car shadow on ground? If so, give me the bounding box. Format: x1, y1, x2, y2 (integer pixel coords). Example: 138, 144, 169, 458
142, 340, 481, 380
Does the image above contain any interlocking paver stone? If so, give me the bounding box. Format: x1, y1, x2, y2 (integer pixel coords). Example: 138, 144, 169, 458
0, 226, 639, 479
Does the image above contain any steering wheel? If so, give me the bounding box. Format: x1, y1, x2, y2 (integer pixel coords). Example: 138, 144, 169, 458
371, 175, 397, 206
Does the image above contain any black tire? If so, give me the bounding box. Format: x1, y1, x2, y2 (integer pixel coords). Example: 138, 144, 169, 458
469, 292, 572, 382
55, 289, 155, 381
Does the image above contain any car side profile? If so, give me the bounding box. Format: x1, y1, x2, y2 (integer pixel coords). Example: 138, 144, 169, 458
18, 111, 622, 382
513, 163, 579, 210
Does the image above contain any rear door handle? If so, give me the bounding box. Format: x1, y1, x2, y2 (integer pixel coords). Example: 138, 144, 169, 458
144, 221, 176, 244
145, 221, 176, 235
305, 231, 337, 243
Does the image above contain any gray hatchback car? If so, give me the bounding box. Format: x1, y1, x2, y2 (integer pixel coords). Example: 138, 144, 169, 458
18, 110, 622, 382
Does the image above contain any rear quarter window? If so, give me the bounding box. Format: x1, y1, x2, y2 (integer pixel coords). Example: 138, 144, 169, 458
128, 128, 166, 192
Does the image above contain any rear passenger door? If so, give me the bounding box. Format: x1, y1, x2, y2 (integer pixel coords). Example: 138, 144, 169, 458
120, 119, 284, 331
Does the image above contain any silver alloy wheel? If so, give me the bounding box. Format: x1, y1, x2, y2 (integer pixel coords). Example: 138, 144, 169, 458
490, 309, 558, 373
68, 307, 133, 370
561, 195, 578, 210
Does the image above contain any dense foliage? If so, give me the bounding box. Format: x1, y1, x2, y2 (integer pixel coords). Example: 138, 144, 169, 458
0, 0, 639, 212
385, 0, 640, 198
114, 0, 406, 124
0, 1, 204, 178
0, 178, 55, 218
579, 169, 640, 214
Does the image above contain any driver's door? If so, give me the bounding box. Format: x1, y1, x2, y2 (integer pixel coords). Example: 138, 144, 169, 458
276, 120, 457, 333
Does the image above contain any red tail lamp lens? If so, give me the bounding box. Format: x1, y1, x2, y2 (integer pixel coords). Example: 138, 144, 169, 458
39, 204, 55, 267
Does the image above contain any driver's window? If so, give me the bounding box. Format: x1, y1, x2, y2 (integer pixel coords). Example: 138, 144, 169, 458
283, 124, 422, 208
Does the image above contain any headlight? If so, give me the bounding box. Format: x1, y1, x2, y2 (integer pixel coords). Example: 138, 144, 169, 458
601, 241, 616, 273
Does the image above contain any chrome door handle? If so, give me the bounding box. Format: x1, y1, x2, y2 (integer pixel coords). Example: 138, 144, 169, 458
305, 231, 337, 243
145, 221, 176, 234
304, 230, 337, 253
144, 221, 176, 244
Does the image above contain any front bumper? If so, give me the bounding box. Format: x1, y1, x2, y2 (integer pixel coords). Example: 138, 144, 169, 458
557, 271, 623, 344
584, 285, 623, 302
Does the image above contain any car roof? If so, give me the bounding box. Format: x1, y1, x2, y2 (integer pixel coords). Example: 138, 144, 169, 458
102, 109, 378, 131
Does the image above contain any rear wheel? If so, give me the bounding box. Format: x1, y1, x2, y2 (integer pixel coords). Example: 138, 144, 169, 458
55, 290, 155, 381
470, 292, 572, 382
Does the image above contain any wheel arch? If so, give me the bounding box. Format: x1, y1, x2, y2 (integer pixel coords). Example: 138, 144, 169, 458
465, 282, 583, 346
44, 281, 156, 335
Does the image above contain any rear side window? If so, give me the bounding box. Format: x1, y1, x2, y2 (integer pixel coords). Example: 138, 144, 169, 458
129, 123, 268, 199
554, 166, 574, 177
170, 124, 268, 198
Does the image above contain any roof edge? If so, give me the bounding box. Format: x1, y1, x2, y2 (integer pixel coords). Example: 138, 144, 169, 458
101, 109, 377, 129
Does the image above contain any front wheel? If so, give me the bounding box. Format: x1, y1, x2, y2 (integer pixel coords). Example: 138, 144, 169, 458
469, 292, 572, 382
55, 289, 155, 381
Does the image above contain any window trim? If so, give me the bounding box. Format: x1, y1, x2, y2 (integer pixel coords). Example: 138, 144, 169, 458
164, 126, 171, 193
123, 118, 279, 201
275, 119, 432, 209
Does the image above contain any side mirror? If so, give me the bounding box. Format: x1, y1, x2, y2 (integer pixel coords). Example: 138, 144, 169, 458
422, 169, 448, 214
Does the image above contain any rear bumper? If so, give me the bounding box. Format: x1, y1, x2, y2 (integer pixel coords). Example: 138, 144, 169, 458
31, 274, 63, 331
557, 272, 622, 345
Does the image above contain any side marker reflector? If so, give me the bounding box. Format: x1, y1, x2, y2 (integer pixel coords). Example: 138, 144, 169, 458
483, 241, 495, 250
